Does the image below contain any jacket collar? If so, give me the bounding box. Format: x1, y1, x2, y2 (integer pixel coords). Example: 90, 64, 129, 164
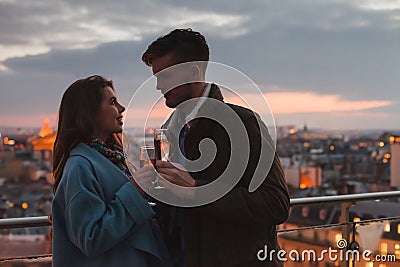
161, 84, 224, 161
70, 143, 122, 171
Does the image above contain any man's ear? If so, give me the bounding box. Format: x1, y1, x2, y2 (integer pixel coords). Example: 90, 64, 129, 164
191, 65, 201, 80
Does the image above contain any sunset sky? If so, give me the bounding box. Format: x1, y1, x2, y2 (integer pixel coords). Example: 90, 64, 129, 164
0, 0, 399, 130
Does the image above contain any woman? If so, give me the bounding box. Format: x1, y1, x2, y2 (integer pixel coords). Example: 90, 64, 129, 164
52, 75, 171, 267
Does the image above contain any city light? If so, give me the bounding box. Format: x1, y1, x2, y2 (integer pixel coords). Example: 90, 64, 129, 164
299, 183, 307, 189
7, 139, 15, 145
3, 136, 15, 145
390, 136, 395, 144
359, 142, 367, 148
384, 222, 391, 232
384, 153, 391, 159
21, 202, 29, 209
335, 234, 342, 245
329, 145, 335, 151
379, 142, 385, 147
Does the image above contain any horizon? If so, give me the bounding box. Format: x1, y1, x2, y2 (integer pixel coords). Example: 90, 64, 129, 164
1, 124, 399, 134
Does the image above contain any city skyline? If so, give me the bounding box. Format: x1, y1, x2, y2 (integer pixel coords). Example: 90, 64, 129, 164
0, 0, 399, 130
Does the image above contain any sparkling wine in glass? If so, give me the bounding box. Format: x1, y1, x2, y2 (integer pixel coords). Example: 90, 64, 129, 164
140, 146, 156, 168
139, 146, 156, 206
154, 129, 170, 189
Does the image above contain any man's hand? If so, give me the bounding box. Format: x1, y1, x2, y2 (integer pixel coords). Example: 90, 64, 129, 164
156, 161, 196, 187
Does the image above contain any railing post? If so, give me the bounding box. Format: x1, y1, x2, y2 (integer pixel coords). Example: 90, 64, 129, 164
339, 201, 355, 267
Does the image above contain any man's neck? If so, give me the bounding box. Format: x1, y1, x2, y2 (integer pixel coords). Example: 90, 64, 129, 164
191, 82, 207, 98
179, 82, 207, 116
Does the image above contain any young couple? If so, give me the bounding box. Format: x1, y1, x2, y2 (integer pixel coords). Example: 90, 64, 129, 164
51, 29, 290, 267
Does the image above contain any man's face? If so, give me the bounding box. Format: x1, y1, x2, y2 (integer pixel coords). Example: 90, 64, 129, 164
151, 54, 194, 108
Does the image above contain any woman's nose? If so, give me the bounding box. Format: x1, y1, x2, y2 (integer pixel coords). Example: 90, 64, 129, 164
118, 103, 125, 113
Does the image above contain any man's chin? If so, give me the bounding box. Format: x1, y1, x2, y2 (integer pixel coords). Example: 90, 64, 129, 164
165, 99, 177, 108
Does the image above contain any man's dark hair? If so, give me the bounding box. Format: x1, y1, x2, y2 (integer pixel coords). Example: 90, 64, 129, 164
142, 28, 209, 66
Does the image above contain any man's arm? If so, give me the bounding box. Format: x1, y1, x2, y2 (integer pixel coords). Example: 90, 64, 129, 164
195, 114, 289, 226
196, 152, 290, 226
158, 115, 290, 226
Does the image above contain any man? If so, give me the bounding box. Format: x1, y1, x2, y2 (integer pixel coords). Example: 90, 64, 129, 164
141, 28, 290, 267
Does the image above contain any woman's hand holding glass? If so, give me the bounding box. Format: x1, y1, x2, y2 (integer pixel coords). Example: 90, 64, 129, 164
133, 146, 158, 206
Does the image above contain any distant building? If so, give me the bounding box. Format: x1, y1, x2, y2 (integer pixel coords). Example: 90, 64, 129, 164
38, 119, 53, 137
279, 200, 400, 266
0, 132, 3, 152
28, 119, 56, 161
284, 166, 322, 189
0, 151, 30, 183
1, 133, 32, 151
391, 143, 400, 189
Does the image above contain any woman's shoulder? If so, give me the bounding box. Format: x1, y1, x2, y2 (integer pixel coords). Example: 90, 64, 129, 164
63, 143, 97, 172
70, 143, 95, 157
59, 145, 101, 193
67, 143, 105, 165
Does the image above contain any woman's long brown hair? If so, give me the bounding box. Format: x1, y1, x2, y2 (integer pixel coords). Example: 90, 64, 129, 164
52, 75, 122, 193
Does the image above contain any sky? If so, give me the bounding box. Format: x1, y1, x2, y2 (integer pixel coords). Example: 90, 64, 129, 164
0, 0, 399, 130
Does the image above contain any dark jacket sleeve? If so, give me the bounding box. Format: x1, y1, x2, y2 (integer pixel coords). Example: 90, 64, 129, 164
196, 115, 290, 226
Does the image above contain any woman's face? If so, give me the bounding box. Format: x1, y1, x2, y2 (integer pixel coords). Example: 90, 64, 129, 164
93, 86, 125, 142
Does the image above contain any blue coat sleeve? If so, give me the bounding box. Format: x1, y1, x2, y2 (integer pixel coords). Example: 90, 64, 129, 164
62, 157, 155, 257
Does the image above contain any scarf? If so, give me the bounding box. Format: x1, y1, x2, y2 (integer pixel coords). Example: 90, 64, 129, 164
87, 139, 131, 176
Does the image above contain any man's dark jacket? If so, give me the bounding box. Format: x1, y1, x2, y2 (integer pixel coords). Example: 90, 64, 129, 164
159, 84, 290, 267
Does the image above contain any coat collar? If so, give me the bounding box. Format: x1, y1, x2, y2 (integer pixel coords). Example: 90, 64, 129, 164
70, 142, 100, 159
70, 143, 126, 175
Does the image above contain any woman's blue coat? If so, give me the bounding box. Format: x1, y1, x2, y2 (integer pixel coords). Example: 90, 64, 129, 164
52, 143, 171, 267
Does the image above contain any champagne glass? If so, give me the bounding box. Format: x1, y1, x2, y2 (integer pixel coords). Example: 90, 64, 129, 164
139, 146, 156, 206
140, 146, 156, 168
154, 128, 170, 189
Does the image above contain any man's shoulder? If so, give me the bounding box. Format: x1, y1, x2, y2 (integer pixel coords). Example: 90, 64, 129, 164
226, 102, 257, 121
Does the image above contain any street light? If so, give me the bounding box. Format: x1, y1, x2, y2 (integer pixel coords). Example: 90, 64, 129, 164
21, 202, 28, 209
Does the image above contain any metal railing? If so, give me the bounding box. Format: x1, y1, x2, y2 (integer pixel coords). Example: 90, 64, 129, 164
0, 215, 51, 229
2, 190, 400, 266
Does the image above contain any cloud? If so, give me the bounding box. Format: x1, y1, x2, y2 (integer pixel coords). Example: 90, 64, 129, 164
266, 92, 391, 114
353, 0, 400, 11
225, 91, 392, 115
274, 111, 398, 130
0, 0, 249, 62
